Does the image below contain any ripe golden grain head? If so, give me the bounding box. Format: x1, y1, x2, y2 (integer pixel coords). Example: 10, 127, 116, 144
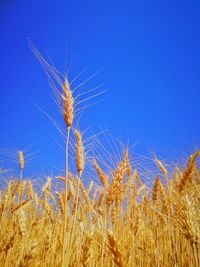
74, 129, 85, 175
178, 150, 200, 193
152, 176, 160, 203
93, 159, 108, 188
62, 79, 74, 129
1, 150, 200, 266
154, 159, 168, 177
18, 150, 24, 170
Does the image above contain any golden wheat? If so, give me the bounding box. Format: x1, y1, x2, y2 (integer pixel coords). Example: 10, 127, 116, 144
0, 52, 199, 266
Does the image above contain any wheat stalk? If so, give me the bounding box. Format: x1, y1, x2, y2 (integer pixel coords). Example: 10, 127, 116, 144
62, 78, 74, 267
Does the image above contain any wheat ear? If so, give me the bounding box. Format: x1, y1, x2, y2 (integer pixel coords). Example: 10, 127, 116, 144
154, 159, 168, 178
152, 177, 160, 204
93, 159, 108, 188
107, 231, 124, 267
178, 150, 200, 193
18, 150, 24, 179
74, 129, 85, 175
62, 79, 74, 129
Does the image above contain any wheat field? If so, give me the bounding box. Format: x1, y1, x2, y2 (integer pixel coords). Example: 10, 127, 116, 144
0, 50, 200, 267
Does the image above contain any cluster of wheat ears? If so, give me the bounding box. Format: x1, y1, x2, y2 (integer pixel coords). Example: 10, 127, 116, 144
0, 49, 200, 267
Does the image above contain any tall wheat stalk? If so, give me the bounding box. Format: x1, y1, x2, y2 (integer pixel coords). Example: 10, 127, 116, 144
61, 79, 74, 267
66, 128, 85, 267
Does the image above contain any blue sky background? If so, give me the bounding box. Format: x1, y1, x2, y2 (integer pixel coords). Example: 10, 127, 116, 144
0, 1, 200, 176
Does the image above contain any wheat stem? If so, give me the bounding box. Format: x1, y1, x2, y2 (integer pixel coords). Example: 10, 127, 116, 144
62, 127, 70, 267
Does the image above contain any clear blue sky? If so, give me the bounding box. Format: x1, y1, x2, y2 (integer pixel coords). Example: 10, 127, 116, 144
0, 1, 200, 174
